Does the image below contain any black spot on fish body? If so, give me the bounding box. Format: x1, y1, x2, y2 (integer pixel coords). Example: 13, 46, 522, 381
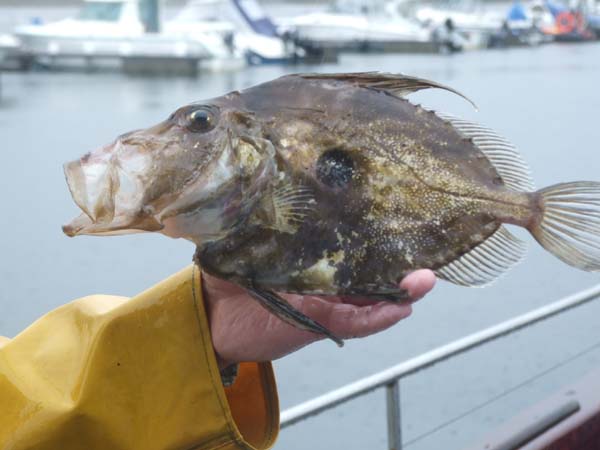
316, 148, 355, 188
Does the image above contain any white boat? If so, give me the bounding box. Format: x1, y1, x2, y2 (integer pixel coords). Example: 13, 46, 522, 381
13, 0, 238, 71
415, 1, 555, 49
166, 0, 302, 65
416, 6, 502, 32
505, 0, 556, 31
414, 3, 502, 49
0, 33, 20, 68
278, 0, 436, 53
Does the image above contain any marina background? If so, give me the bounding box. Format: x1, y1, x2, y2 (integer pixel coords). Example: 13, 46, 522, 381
1, 1, 600, 449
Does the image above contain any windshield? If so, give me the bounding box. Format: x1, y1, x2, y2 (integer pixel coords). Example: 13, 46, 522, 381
78, 2, 124, 22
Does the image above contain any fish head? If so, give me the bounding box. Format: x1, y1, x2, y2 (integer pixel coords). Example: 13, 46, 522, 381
63, 97, 276, 243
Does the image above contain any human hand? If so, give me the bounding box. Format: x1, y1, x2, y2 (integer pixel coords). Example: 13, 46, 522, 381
202, 271, 436, 369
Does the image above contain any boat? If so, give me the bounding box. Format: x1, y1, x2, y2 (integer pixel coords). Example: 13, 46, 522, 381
0, 33, 20, 70
13, 0, 225, 72
414, 0, 560, 50
541, 0, 596, 42
505, 0, 556, 31
278, 0, 437, 54
487, 1, 554, 48
13, 0, 309, 72
413, 1, 503, 50
589, 0, 600, 38
165, 0, 307, 65
588, 14, 600, 38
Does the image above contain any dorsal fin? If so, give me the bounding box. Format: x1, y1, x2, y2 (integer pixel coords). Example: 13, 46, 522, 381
298, 72, 476, 109
435, 226, 527, 287
435, 112, 536, 192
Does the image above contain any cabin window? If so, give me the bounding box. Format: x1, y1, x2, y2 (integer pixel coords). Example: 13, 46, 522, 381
78, 2, 124, 22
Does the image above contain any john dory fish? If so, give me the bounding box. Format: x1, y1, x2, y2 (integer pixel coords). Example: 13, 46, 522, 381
63, 73, 600, 345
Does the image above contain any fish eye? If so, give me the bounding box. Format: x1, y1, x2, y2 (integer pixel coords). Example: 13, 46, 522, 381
187, 107, 216, 133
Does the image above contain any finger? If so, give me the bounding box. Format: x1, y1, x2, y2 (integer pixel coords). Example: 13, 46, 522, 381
328, 270, 437, 306
203, 270, 436, 306
330, 302, 412, 339
203, 270, 434, 356
290, 295, 412, 340
399, 269, 436, 302
338, 296, 384, 306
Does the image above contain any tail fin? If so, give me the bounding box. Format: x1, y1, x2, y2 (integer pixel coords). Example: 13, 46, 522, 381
530, 182, 600, 271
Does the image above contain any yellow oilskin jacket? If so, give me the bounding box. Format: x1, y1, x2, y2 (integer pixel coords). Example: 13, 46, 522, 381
0, 266, 279, 450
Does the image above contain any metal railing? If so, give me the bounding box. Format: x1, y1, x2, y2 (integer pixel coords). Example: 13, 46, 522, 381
280, 283, 600, 450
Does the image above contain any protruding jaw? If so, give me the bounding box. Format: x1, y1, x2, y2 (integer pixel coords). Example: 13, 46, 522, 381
62, 132, 166, 237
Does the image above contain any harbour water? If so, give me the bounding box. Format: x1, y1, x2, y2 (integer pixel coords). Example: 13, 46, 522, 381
1, 42, 600, 448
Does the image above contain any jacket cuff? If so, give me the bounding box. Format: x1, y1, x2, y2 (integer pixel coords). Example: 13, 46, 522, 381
0, 265, 279, 450
189, 265, 280, 450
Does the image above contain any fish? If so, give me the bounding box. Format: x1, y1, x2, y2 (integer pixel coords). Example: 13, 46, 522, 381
63, 72, 600, 346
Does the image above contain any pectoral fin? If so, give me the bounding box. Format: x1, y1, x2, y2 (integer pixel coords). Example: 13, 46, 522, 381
256, 182, 315, 234
246, 285, 344, 347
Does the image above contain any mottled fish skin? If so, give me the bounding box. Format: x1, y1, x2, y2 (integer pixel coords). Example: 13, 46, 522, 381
197, 75, 535, 296
64, 72, 600, 300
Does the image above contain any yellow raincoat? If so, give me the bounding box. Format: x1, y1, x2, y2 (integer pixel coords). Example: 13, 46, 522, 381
0, 266, 279, 450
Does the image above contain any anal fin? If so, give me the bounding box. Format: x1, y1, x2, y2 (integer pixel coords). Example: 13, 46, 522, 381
246, 285, 344, 347
435, 226, 527, 287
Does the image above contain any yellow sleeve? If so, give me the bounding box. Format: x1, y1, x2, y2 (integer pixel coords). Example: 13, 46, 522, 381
0, 266, 279, 450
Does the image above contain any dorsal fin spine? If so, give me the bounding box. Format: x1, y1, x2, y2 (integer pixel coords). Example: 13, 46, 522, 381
298, 72, 477, 109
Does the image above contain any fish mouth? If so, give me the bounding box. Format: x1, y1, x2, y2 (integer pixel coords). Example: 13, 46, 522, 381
62, 212, 163, 237
64, 160, 106, 223
62, 159, 163, 237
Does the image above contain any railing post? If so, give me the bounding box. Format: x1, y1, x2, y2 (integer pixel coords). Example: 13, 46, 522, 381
386, 380, 402, 450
